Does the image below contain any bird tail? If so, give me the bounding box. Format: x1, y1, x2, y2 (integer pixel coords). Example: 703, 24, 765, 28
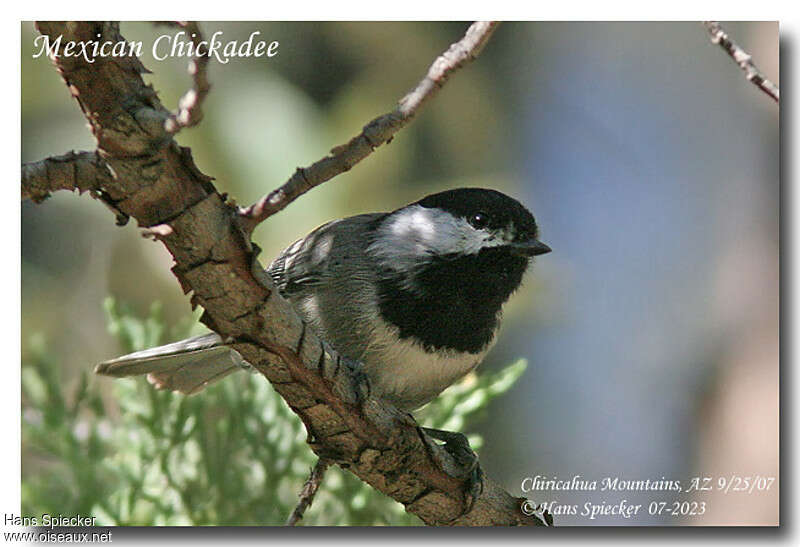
94, 333, 248, 395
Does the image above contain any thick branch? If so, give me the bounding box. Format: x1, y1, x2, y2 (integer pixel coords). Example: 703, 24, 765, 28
703, 21, 779, 103
25, 21, 542, 526
237, 21, 500, 234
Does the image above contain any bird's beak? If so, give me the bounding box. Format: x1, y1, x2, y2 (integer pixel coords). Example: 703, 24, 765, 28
508, 239, 552, 257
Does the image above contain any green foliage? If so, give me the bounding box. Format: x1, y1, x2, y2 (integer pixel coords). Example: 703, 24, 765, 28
22, 298, 527, 526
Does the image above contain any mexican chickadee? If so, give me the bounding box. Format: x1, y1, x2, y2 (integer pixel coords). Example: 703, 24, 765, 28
97, 188, 550, 411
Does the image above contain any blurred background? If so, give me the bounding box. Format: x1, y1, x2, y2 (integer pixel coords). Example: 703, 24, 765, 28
21, 22, 778, 525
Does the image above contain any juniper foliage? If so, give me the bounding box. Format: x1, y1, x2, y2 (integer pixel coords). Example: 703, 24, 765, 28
21, 298, 527, 525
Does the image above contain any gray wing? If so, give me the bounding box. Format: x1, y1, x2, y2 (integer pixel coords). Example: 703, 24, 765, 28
267, 213, 385, 296
96, 213, 385, 394
267, 213, 387, 361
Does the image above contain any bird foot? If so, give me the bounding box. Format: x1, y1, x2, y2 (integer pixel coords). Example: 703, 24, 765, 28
420, 427, 484, 513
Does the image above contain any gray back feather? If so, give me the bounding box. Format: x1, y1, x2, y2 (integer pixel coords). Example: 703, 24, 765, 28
266, 213, 386, 362
95, 214, 387, 394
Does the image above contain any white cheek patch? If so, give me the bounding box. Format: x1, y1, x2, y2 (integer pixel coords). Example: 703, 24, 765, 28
368, 205, 515, 272
386, 207, 439, 255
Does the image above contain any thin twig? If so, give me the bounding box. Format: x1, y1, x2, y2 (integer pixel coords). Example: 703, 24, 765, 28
237, 21, 501, 233
703, 21, 779, 103
163, 21, 212, 133
286, 459, 330, 526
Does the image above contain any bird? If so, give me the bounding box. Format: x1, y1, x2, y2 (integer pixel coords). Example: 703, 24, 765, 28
96, 187, 550, 413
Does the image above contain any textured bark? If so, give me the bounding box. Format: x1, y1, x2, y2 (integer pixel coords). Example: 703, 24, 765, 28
24, 21, 545, 526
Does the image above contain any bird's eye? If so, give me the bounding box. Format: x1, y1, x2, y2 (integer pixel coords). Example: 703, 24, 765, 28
469, 212, 489, 229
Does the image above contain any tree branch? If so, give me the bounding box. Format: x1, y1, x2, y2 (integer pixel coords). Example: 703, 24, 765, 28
22, 150, 107, 201
160, 21, 212, 133
286, 458, 330, 526
23, 21, 543, 526
703, 21, 779, 103
21, 150, 129, 225
236, 21, 501, 235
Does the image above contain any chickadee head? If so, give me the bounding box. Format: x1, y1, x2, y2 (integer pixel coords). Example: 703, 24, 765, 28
369, 187, 550, 354
369, 187, 550, 273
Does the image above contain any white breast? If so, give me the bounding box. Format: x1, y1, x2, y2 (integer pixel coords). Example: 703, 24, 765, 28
358, 320, 493, 410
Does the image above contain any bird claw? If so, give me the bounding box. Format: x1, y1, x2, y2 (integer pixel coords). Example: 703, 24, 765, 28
420, 427, 484, 513
333, 355, 371, 406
